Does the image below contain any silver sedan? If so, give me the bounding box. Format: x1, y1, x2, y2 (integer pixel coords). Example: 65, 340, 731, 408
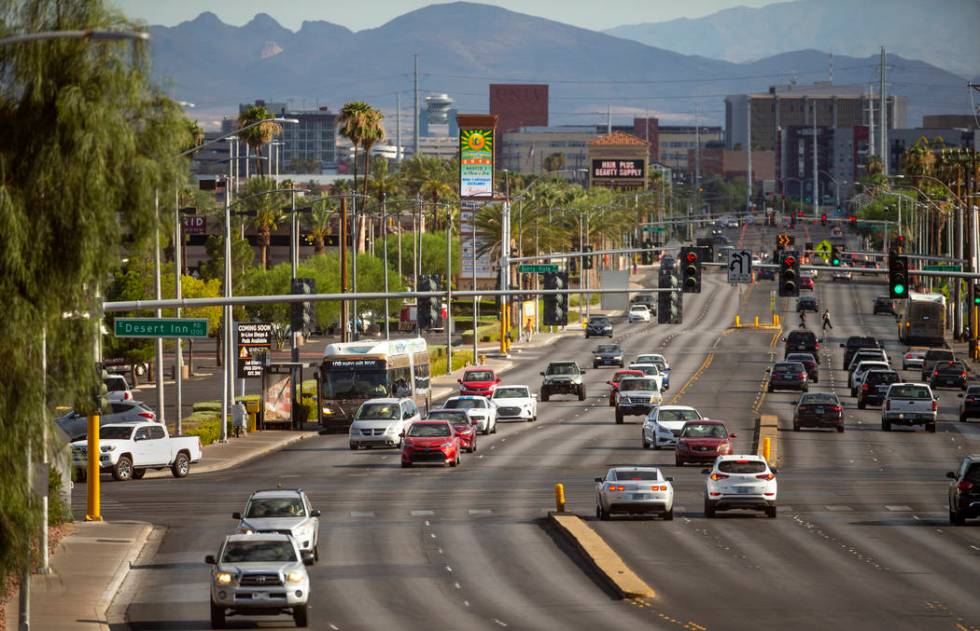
595, 466, 674, 520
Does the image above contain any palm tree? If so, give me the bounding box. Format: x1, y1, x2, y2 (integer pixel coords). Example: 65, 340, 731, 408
305, 198, 336, 255
237, 104, 281, 176
245, 176, 288, 269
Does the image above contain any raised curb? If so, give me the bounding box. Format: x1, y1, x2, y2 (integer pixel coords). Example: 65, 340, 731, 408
96, 522, 153, 629
756, 414, 780, 465
142, 431, 319, 479
548, 512, 655, 599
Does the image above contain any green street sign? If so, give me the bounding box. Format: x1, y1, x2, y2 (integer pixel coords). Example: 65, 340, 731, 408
519, 264, 559, 274
114, 317, 209, 339
923, 264, 961, 272
642, 226, 666, 232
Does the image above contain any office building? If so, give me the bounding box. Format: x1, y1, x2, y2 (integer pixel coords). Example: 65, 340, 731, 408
490, 84, 549, 133
499, 126, 595, 179
238, 100, 338, 173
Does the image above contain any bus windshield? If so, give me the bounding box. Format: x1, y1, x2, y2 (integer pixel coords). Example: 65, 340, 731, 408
321, 369, 389, 399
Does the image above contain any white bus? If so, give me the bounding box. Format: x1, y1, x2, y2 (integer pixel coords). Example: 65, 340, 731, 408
898, 292, 946, 347
316, 338, 431, 432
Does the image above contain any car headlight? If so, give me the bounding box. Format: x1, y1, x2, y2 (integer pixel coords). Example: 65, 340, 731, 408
100, 445, 116, 452
215, 572, 235, 585
285, 570, 305, 585
322, 407, 332, 415
239, 527, 254, 535
441, 442, 454, 449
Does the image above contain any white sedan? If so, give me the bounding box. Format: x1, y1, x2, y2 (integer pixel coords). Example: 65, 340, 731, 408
642, 405, 702, 449
704, 455, 778, 518
627, 304, 652, 323
595, 466, 674, 520
442, 395, 497, 434
490, 385, 537, 422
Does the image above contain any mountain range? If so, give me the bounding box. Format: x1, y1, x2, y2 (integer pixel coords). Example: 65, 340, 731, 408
606, 0, 980, 79
146, 2, 975, 128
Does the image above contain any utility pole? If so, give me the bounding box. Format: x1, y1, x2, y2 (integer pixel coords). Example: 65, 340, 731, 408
694, 110, 701, 215
396, 92, 402, 163
607, 104, 612, 135
340, 196, 349, 342
867, 85, 876, 159
174, 188, 183, 436
413, 54, 420, 158
812, 99, 819, 218
153, 192, 165, 427
746, 97, 752, 215
880, 46, 888, 176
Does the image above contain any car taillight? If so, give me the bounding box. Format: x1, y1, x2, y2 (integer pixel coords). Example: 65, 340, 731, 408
932, 400, 938, 411
650, 484, 668, 491
709, 473, 729, 481
905, 353, 912, 359
967, 397, 976, 403
862, 384, 869, 391
756, 473, 775, 481
831, 405, 843, 412
933, 370, 939, 377
608, 485, 625, 492
961, 371, 967, 378
138, 412, 154, 419
957, 480, 974, 491
885, 400, 891, 410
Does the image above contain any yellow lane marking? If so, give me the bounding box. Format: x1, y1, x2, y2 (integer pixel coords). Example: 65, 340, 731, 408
669, 353, 714, 405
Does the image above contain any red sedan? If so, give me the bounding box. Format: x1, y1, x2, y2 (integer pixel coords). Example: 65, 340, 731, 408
675, 420, 735, 466
800, 277, 815, 290
427, 408, 478, 453
457, 366, 500, 397
401, 421, 461, 467
607, 369, 644, 407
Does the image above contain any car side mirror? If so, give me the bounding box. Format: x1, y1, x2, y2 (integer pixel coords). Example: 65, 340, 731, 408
781, 337, 786, 342
606, 381, 612, 386
457, 379, 462, 384
539, 372, 545, 376
399, 431, 405, 437
770, 468, 778, 475
958, 393, 964, 398
730, 433, 737, 438
232, 512, 242, 520
839, 343, 845, 348
665, 476, 674, 482
594, 477, 603, 483
765, 368, 771, 372
700, 469, 711, 475
495, 378, 501, 383
205, 555, 216, 565
310, 509, 321, 517
946, 471, 957, 479
301, 550, 315, 566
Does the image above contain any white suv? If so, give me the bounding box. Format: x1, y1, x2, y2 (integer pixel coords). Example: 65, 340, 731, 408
233, 489, 321, 562
104, 374, 133, 402
704, 455, 778, 518
349, 398, 421, 449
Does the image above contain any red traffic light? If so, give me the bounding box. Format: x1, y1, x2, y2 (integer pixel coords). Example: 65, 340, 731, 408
783, 256, 796, 266
897, 235, 906, 243
821, 214, 827, 221
848, 215, 857, 223
686, 252, 698, 263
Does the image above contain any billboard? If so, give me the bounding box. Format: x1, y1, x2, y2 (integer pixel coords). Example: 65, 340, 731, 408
263, 373, 292, 423
459, 199, 498, 280
591, 159, 645, 180
460, 129, 494, 197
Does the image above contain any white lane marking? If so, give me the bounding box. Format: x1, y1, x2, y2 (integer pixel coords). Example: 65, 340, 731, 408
350, 511, 375, 518
464, 601, 470, 607
825, 505, 854, 511
329, 624, 340, 630
468, 509, 492, 515
425, 520, 430, 527
493, 619, 509, 627
430, 533, 437, 539
970, 545, 980, 551
454, 582, 462, 589
446, 565, 453, 573
411, 510, 435, 516
885, 505, 912, 512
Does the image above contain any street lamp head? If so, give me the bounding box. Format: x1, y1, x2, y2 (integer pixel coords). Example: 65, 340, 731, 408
275, 118, 300, 124
88, 29, 150, 41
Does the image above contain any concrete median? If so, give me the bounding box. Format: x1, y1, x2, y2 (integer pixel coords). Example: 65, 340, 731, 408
756, 414, 780, 466
548, 512, 655, 599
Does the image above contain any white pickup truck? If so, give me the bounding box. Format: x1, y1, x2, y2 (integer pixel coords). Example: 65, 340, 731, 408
881, 383, 937, 433
72, 421, 203, 481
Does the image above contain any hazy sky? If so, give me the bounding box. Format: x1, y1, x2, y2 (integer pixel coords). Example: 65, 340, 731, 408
112, 0, 781, 31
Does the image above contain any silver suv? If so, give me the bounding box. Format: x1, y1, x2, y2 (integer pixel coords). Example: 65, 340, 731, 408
540, 361, 586, 401
233, 489, 321, 562
207, 533, 312, 628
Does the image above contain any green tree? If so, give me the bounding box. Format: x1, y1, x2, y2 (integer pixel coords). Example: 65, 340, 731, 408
0, 0, 192, 586
244, 176, 289, 269
237, 104, 281, 176
304, 197, 338, 255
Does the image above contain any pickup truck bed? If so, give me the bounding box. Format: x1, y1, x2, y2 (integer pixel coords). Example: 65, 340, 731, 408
882, 383, 937, 432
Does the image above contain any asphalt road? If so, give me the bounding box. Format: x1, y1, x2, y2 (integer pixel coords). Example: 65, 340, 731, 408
73, 223, 980, 631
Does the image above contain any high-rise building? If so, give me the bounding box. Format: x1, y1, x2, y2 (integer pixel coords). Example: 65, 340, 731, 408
238, 100, 337, 173
490, 84, 549, 133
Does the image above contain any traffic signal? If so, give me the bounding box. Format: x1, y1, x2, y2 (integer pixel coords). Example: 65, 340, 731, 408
680, 246, 701, 293
418, 275, 439, 329
291, 277, 315, 336
888, 254, 909, 300
895, 234, 906, 253
582, 245, 594, 270
543, 272, 568, 326
657, 269, 682, 324
778, 251, 800, 297
830, 246, 842, 267
848, 215, 857, 225
820, 214, 828, 226
92, 368, 110, 414
641, 240, 654, 265
973, 287, 980, 306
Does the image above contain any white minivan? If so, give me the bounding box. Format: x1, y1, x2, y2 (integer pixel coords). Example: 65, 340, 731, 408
349, 398, 421, 449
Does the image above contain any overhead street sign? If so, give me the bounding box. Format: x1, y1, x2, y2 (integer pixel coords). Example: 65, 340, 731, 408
728, 249, 753, 284
114, 317, 209, 339
923, 264, 961, 272
519, 264, 559, 274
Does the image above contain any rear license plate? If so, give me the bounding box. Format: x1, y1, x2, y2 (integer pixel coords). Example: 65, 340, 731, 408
736, 487, 753, 494
631, 494, 647, 500
815, 407, 825, 414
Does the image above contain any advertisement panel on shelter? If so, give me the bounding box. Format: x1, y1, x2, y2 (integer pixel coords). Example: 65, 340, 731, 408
263, 373, 292, 423
460, 129, 494, 197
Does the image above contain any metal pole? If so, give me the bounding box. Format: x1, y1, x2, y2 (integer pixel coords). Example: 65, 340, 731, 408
396, 92, 402, 163
383, 194, 391, 340
40, 324, 48, 573
352, 191, 359, 341
414, 194, 421, 293
880, 46, 888, 176
746, 98, 752, 214
153, 192, 166, 426
812, 100, 819, 218
413, 54, 420, 157
446, 213, 453, 367
340, 196, 349, 342
586, 213, 592, 321
19, 444, 30, 631
472, 204, 478, 363
174, 188, 183, 435
221, 179, 231, 443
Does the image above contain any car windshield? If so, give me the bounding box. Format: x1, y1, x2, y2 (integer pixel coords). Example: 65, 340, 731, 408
355, 403, 400, 420
774, 363, 803, 372
857, 362, 888, 372
493, 387, 528, 399
221, 540, 297, 563
966, 464, 980, 484
612, 372, 641, 383
547, 364, 578, 375
589, 318, 609, 325
800, 394, 838, 404
966, 386, 980, 395
596, 345, 620, 353
246, 498, 306, 518
321, 369, 388, 399
620, 379, 656, 391
407, 423, 451, 437
428, 411, 468, 424
611, 470, 661, 481
658, 409, 701, 422
938, 362, 967, 372
681, 423, 727, 438
788, 332, 815, 344
889, 385, 932, 399
464, 371, 494, 382
630, 365, 658, 376
926, 350, 955, 361
786, 354, 815, 363
866, 372, 899, 384
104, 378, 127, 392
630, 305, 647, 311
99, 426, 133, 440
445, 399, 485, 410
718, 461, 767, 474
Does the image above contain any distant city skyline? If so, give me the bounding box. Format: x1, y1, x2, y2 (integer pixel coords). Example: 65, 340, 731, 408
112, 0, 781, 31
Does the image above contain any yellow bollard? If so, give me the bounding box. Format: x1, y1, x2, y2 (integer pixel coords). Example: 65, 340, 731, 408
735, 315, 741, 328
86, 413, 102, 522
754, 315, 760, 329
554, 483, 566, 512
762, 437, 771, 463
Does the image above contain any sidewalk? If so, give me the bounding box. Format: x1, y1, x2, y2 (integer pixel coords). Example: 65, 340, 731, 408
4, 521, 152, 631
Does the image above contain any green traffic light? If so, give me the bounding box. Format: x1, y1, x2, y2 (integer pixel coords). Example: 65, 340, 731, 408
974, 296, 980, 306
832, 258, 840, 266
894, 284, 906, 295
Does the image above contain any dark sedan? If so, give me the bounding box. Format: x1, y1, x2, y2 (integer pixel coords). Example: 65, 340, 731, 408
959, 385, 980, 422
930, 361, 970, 391
793, 392, 844, 432
873, 296, 896, 315
785, 353, 818, 383
585, 316, 614, 338
947, 455, 980, 525
593, 344, 625, 368
796, 296, 818, 312
767, 361, 808, 392
857, 369, 900, 409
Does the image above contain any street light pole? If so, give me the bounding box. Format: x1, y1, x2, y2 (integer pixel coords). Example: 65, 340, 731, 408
153, 191, 166, 428
382, 193, 391, 340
